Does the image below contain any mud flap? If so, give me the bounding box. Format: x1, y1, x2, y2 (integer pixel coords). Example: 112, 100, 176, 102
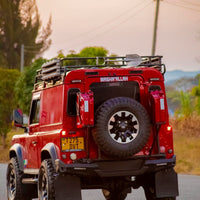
54, 174, 82, 200
155, 168, 179, 198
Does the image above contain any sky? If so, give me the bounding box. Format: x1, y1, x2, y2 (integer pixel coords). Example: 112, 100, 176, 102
36, 0, 200, 71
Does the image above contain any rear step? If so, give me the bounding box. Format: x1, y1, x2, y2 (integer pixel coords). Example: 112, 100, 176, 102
22, 178, 38, 184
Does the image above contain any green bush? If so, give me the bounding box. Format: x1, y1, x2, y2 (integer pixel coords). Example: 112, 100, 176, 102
0, 68, 20, 147
15, 58, 47, 114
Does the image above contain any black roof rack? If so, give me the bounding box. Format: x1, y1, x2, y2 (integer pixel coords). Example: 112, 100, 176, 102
35, 55, 165, 83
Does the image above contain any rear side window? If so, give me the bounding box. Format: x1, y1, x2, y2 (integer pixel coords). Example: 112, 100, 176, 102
67, 88, 80, 116
30, 99, 40, 124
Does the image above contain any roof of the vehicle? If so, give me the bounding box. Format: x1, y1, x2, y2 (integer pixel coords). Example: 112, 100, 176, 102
63, 66, 164, 84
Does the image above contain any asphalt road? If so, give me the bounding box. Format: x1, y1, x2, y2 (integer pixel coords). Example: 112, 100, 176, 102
1, 163, 200, 200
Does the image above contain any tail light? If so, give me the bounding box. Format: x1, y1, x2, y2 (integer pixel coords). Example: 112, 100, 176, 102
167, 125, 172, 132
61, 130, 67, 136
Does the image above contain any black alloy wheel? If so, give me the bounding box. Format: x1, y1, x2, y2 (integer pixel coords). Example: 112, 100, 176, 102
7, 157, 32, 200
93, 97, 151, 158
38, 159, 55, 200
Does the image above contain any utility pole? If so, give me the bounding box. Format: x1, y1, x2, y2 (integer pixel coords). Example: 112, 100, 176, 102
151, 0, 161, 56
20, 44, 24, 72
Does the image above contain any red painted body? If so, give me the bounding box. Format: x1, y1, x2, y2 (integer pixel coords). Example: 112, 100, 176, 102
12, 66, 174, 169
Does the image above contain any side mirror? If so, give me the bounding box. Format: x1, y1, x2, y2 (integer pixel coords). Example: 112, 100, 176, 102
13, 109, 23, 127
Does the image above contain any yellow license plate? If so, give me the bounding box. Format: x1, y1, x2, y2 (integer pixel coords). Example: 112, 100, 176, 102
61, 137, 84, 151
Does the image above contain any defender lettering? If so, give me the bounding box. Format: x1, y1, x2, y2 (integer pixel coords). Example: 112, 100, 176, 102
100, 76, 128, 82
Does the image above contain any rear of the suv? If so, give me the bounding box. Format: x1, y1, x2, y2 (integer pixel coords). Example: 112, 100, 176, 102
7, 55, 178, 200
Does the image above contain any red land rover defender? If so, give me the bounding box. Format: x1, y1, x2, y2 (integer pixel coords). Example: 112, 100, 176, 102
7, 55, 179, 200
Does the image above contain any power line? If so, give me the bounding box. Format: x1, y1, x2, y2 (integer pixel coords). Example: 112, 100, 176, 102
165, 0, 200, 12
90, 1, 153, 39
21, 1, 150, 50
62, 1, 153, 50
22, 2, 152, 55
22, 1, 153, 53
177, 0, 200, 7
172, 0, 200, 8
68, 0, 149, 38
49, 0, 151, 47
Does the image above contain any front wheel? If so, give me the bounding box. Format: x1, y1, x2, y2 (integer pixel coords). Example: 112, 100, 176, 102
38, 159, 55, 200
7, 157, 32, 200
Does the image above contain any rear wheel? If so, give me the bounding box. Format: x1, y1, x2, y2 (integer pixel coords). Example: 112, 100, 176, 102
93, 97, 151, 158
38, 159, 55, 200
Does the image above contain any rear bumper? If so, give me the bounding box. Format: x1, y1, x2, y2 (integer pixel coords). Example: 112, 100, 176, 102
55, 155, 176, 177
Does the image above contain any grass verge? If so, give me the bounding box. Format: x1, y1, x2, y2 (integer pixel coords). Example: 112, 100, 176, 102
0, 128, 23, 163
174, 131, 200, 175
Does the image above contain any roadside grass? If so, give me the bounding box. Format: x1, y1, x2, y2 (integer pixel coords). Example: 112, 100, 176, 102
171, 116, 200, 175
0, 122, 200, 175
174, 131, 200, 175
0, 128, 24, 163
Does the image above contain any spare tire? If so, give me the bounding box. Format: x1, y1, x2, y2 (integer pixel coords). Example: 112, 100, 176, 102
93, 97, 151, 158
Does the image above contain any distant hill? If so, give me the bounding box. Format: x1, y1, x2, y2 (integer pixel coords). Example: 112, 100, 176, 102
164, 70, 200, 85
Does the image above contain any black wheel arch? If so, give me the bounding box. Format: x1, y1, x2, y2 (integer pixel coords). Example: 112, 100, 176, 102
41, 143, 59, 169
9, 143, 24, 171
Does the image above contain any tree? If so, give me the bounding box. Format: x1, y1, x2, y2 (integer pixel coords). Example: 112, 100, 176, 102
0, 68, 20, 148
166, 75, 200, 116
166, 88, 181, 115
192, 74, 200, 115
0, 0, 51, 70
79, 46, 108, 65
59, 46, 109, 66
176, 91, 194, 118
15, 58, 47, 114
